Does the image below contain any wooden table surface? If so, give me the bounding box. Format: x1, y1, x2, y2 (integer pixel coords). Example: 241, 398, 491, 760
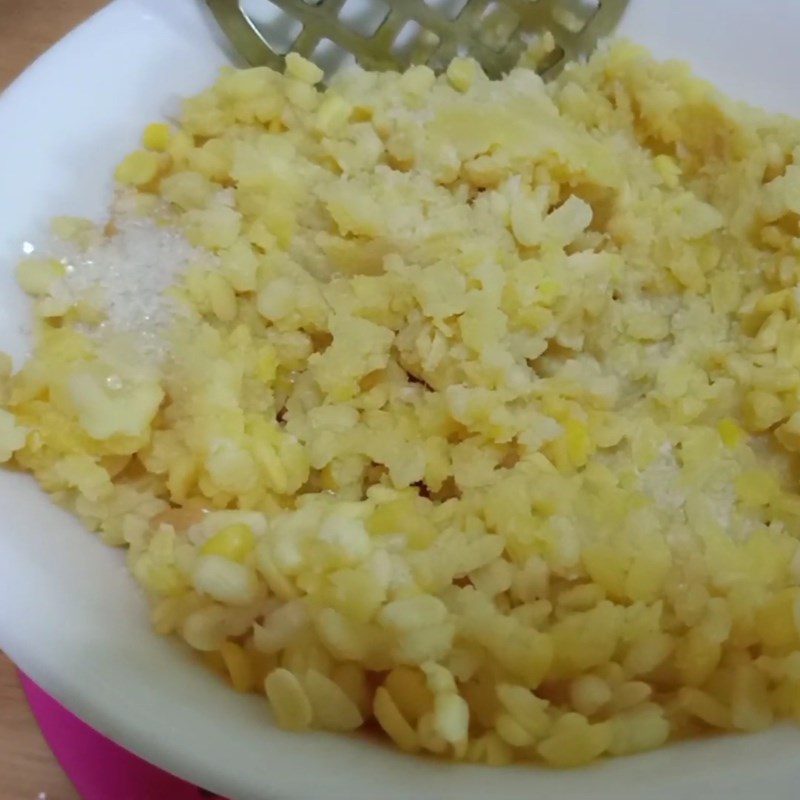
0, 5, 108, 798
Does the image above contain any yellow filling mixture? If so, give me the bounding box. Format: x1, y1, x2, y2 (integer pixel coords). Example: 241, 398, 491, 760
5, 42, 800, 765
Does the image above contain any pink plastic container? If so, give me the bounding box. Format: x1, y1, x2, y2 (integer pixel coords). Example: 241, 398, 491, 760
20, 673, 223, 800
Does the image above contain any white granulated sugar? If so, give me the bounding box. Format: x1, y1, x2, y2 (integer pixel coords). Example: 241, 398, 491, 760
57, 216, 201, 359
707, 482, 735, 530
639, 445, 687, 514
639, 443, 737, 533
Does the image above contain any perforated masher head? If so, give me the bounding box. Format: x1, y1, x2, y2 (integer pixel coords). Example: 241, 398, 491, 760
206, 0, 628, 81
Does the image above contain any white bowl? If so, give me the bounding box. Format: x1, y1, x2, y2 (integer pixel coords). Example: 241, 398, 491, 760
2, 2, 800, 798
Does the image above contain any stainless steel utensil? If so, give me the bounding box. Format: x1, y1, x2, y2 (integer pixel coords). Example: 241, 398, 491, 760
206, 0, 628, 80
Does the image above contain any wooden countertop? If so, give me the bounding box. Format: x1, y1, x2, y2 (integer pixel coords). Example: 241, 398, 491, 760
1, 5, 108, 798
0, 655, 79, 800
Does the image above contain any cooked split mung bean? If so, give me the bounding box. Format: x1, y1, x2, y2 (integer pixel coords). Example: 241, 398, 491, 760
5, 40, 800, 766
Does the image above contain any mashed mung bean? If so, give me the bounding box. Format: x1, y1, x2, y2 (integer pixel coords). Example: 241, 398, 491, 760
5, 41, 800, 766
